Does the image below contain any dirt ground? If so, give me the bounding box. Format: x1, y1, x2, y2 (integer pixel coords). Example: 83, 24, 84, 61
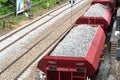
108, 55, 120, 80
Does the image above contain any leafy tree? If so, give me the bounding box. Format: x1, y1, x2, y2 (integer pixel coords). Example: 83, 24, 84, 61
0, 0, 8, 3
0, 0, 15, 16
0, 0, 8, 15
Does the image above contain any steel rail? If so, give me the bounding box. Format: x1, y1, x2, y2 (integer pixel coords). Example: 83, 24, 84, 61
0, 3, 70, 52
0, 2, 69, 42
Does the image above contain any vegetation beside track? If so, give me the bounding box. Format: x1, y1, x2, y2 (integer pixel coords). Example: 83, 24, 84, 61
0, 0, 66, 29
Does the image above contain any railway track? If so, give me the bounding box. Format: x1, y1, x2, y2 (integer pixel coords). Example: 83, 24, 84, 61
0, 2, 72, 63
0, 2, 69, 51
0, 0, 92, 79
0, 0, 70, 72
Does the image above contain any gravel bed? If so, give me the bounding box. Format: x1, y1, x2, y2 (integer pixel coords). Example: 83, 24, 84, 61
0, 18, 51, 61
50, 25, 96, 57
84, 3, 107, 17
95, 48, 111, 80
0, 1, 69, 61
117, 8, 120, 17
0, 1, 70, 61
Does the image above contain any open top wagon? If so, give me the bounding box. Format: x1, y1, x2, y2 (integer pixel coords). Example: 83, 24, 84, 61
37, 24, 106, 80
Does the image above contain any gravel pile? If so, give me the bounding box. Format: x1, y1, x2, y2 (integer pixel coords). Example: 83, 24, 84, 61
84, 3, 107, 17
50, 25, 96, 57
107, 75, 117, 80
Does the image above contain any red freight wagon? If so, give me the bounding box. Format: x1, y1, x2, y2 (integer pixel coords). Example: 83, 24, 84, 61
75, 3, 111, 29
37, 25, 106, 80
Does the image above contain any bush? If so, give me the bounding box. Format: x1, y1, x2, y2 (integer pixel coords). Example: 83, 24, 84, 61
0, 20, 4, 29
41, 0, 59, 9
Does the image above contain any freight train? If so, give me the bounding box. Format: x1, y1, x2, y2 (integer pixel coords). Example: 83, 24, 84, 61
37, 0, 116, 80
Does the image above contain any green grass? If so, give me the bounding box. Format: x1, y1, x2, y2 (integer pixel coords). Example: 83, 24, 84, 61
9, 15, 26, 25
0, 20, 4, 29
30, 5, 43, 13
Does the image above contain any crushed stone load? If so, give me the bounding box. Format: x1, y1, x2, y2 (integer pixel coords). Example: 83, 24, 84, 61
84, 3, 107, 17
50, 25, 97, 57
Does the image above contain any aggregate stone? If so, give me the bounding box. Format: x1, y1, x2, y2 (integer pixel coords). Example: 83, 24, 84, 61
84, 3, 107, 17
107, 75, 117, 80
50, 25, 96, 57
